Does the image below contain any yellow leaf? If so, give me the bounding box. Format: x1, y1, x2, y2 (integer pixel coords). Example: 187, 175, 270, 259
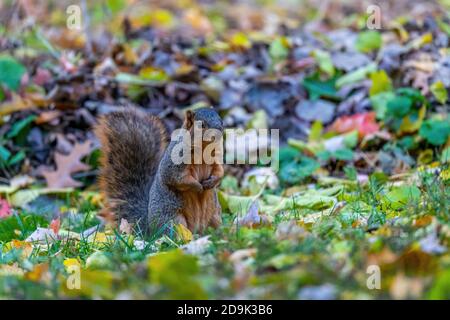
63, 258, 80, 268
62, 269, 115, 299
409, 33, 433, 50
122, 44, 138, 65
399, 105, 426, 134
129, 8, 175, 29
389, 21, 409, 43
418, 149, 433, 165
88, 232, 108, 244
440, 168, 450, 180
89, 193, 103, 206
175, 223, 193, 243
25, 263, 49, 282
4, 239, 33, 257
183, 8, 213, 34
230, 32, 251, 49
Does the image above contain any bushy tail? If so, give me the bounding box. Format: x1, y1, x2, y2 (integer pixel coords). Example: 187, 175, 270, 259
95, 108, 167, 231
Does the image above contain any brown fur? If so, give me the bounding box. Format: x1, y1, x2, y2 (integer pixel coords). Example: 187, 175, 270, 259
174, 110, 224, 233
95, 108, 167, 229
177, 162, 223, 233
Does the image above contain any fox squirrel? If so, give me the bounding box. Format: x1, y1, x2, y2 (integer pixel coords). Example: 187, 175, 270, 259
95, 107, 224, 235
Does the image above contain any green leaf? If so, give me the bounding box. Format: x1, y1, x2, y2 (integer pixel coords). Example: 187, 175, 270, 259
279, 156, 320, 185
384, 186, 421, 210
138, 67, 169, 83
106, 0, 126, 14
308, 121, 323, 142
441, 146, 450, 163
86, 251, 113, 269
343, 130, 359, 148
0, 55, 26, 91
7, 150, 25, 166
10, 189, 41, 207
247, 110, 268, 130
336, 62, 377, 88
7, 115, 37, 139
266, 192, 337, 211
147, 250, 207, 299
218, 192, 257, 215
313, 49, 335, 77
0, 145, 11, 163
302, 75, 339, 101
430, 81, 448, 104
396, 87, 425, 105
269, 37, 289, 62
386, 96, 413, 118
115, 72, 165, 85
369, 70, 392, 96
370, 91, 395, 119
333, 148, 354, 161
355, 31, 382, 53
419, 119, 450, 146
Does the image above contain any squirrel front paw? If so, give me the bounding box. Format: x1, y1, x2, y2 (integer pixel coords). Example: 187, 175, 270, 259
202, 175, 220, 189
191, 181, 204, 193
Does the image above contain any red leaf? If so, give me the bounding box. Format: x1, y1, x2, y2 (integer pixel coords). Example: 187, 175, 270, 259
33, 68, 52, 86
330, 112, 380, 138
50, 218, 61, 234
0, 198, 12, 219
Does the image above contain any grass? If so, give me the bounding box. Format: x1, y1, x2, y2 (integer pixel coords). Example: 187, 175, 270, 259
0, 163, 448, 299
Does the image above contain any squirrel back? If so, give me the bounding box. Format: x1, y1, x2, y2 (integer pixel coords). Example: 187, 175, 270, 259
95, 108, 168, 231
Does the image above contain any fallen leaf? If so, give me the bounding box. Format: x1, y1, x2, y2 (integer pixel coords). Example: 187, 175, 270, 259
50, 218, 61, 234
234, 200, 268, 228
182, 236, 211, 255
175, 223, 193, 243
42, 140, 93, 188
0, 93, 48, 116
430, 81, 448, 104
26, 227, 57, 244
25, 263, 49, 282
9, 175, 34, 189
88, 232, 108, 244
329, 112, 380, 138
119, 218, 132, 235
35, 110, 62, 124
0, 198, 12, 219
63, 258, 81, 268
4, 240, 33, 257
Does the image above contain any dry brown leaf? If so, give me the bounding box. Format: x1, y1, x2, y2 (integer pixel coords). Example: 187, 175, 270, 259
42, 140, 93, 188
35, 110, 62, 125
234, 201, 269, 228
0, 93, 49, 116
119, 218, 132, 235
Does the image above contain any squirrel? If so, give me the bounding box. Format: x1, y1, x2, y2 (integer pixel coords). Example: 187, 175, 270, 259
95, 107, 224, 236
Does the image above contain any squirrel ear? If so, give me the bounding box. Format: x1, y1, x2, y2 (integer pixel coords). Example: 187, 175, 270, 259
184, 110, 194, 129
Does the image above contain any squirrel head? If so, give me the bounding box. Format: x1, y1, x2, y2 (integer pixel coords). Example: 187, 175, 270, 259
183, 107, 223, 133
